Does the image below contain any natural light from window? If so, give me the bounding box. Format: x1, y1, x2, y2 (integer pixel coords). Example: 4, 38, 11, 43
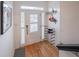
30, 14, 38, 32
21, 6, 44, 11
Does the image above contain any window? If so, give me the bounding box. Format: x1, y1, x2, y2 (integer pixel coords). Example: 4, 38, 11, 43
20, 12, 25, 45
21, 6, 44, 11
30, 14, 38, 23
30, 14, 38, 32
30, 24, 38, 32
21, 12, 25, 27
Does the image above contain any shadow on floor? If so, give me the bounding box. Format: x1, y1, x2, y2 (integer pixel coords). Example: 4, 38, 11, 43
14, 47, 25, 57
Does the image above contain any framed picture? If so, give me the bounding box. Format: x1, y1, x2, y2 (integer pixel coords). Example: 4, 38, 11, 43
0, 1, 12, 35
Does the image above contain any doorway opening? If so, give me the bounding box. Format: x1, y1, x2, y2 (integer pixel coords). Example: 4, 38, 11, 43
20, 7, 44, 47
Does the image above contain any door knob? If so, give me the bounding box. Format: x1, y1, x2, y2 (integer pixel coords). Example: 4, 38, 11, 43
26, 25, 28, 35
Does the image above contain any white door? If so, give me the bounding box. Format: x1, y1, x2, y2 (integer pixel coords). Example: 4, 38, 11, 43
25, 11, 42, 45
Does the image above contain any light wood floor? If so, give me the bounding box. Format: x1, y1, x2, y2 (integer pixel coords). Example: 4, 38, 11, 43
25, 40, 59, 57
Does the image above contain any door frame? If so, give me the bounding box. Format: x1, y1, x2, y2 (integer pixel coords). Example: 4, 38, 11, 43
20, 10, 45, 47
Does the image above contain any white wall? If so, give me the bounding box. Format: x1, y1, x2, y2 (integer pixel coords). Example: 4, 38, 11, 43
0, 1, 14, 57
48, 1, 60, 45
48, 1, 79, 44
13, 1, 48, 48
60, 1, 79, 44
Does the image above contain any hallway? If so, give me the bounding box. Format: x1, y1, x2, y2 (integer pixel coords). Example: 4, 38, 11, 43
1, 1, 79, 57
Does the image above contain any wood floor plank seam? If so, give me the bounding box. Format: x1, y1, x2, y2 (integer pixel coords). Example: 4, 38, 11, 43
25, 40, 59, 57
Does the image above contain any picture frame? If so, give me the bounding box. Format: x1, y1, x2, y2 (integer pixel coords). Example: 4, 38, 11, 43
0, 1, 12, 35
